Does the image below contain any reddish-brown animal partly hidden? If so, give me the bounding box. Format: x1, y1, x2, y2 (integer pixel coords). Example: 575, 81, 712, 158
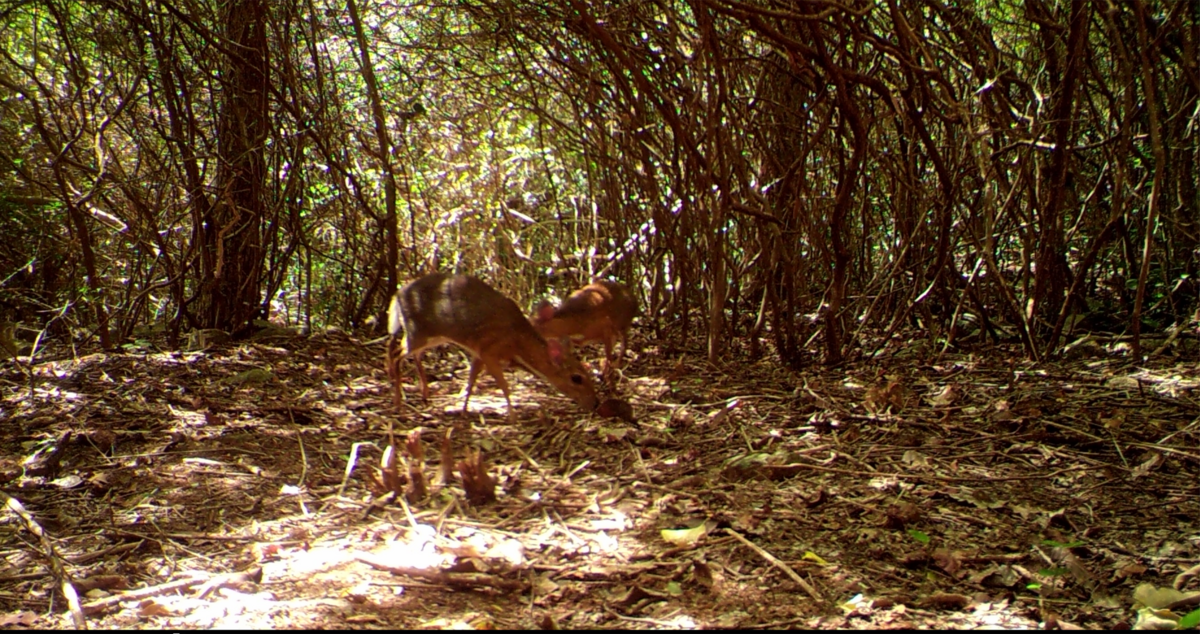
533, 280, 638, 377
386, 272, 599, 420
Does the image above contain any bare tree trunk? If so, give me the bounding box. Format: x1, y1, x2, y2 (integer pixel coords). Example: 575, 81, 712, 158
1130, 0, 1167, 359
199, 0, 269, 330
813, 24, 866, 366
1030, 0, 1088, 333
707, 217, 728, 364
347, 0, 399, 324
65, 202, 112, 349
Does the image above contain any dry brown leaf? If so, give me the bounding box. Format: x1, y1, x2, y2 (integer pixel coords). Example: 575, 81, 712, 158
919, 592, 972, 610
137, 599, 173, 618
929, 384, 961, 407
1131, 452, 1164, 479
932, 548, 963, 577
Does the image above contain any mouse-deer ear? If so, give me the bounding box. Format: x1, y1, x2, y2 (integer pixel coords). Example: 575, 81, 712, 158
535, 301, 556, 323
546, 337, 563, 363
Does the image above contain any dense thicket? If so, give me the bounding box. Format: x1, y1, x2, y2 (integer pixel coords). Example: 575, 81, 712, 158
1, 0, 1196, 363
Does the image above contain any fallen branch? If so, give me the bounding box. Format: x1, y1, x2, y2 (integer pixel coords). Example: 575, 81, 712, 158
726, 528, 824, 605
354, 555, 527, 593
78, 567, 263, 615
79, 578, 205, 616
3, 492, 86, 629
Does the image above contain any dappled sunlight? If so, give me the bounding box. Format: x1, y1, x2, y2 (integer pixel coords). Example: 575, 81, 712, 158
3, 330, 1199, 629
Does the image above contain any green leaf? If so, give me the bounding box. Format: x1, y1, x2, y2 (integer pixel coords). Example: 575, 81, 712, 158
1041, 539, 1084, 548
907, 529, 930, 544
1178, 607, 1200, 630
1039, 567, 1069, 577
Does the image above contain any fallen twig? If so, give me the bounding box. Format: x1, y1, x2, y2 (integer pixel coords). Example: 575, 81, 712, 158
3, 492, 86, 629
79, 578, 205, 616
354, 555, 527, 592
726, 528, 824, 605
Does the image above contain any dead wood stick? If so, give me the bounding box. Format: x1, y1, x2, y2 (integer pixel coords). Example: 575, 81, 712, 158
354, 555, 527, 592
338, 441, 372, 498
195, 567, 264, 599
79, 578, 205, 615
106, 529, 256, 542
726, 529, 824, 604
764, 462, 1090, 483
3, 493, 86, 629
78, 567, 263, 615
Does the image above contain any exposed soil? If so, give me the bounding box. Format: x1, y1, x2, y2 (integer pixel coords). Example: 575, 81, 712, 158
2, 330, 1198, 629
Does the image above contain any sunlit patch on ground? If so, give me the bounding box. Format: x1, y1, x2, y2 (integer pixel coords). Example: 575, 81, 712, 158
2, 332, 1198, 629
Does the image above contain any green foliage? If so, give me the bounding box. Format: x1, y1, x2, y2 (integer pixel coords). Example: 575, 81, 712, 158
1179, 608, 1200, 630
1, 0, 1197, 350
1041, 539, 1085, 549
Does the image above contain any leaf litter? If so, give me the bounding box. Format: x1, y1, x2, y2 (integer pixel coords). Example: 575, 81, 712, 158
0, 330, 1198, 629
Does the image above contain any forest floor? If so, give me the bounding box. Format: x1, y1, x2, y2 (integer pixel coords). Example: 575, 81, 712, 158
2, 328, 1199, 630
